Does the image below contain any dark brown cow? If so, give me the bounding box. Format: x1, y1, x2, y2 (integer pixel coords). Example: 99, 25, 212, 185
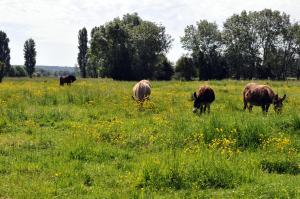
243, 83, 286, 113
60, 75, 76, 86
192, 86, 215, 113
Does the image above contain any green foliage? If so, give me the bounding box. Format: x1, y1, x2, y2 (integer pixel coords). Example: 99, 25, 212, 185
8, 65, 27, 77
77, 27, 88, 78
180, 9, 300, 80
24, 38, 36, 78
154, 55, 174, 80
181, 20, 226, 80
175, 55, 196, 80
89, 13, 173, 80
0, 31, 10, 82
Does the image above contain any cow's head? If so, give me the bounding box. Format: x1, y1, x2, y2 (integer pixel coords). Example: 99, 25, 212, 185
192, 92, 201, 113
71, 76, 76, 82
273, 94, 286, 113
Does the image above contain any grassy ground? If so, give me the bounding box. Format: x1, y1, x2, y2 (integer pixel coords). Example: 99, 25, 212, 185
0, 78, 299, 198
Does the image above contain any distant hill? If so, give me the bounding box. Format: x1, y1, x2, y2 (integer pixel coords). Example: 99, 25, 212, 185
36, 65, 75, 73
9, 65, 78, 77
35, 65, 78, 77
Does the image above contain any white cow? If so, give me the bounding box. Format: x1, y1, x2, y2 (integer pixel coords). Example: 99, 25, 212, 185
132, 80, 151, 102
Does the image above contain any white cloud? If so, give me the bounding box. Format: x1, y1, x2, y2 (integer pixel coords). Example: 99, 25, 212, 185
0, 0, 300, 66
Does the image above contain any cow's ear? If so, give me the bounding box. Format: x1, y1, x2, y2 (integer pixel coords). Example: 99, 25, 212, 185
281, 94, 286, 101
193, 92, 197, 100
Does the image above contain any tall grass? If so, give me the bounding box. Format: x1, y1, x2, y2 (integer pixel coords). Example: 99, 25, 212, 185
0, 78, 299, 198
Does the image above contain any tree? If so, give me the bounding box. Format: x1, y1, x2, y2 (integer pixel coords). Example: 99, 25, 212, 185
8, 65, 27, 77
223, 11, 260, 79
15, 66, 27, 77
175, 55, 196, 81
154, 55, 174, 80
90, 21, 133, 80
78, 27, 88, 78
294, 23, 300, 79
8, 65, 16, 77
253, 9, 292, 79
221, 9, 299, 80
131, 20, 173, 79
0, 31, 10, 82
24, 38, 36, 78
86, 51, 100, 78
89, 13, 172, 80
181, 20, 223, 80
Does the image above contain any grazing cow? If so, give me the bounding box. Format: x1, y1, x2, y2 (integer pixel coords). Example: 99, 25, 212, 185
140, 79, 152, 88
243, 83, 286, 113
192, 86, 215, 113
132, 80, 151, 102
60, 75, 76, 86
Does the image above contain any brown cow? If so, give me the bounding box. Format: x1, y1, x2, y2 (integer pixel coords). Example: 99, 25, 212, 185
132, 80, 151, 103
192, 86, 215, 113
243, 83, 286, 113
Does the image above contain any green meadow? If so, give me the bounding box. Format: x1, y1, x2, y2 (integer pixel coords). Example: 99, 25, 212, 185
0, 78, 299, 198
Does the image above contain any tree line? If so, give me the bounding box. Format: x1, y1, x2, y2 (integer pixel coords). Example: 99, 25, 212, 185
1, 9, 300, 82
178, 9, 300, 80
77, 10, 300, 81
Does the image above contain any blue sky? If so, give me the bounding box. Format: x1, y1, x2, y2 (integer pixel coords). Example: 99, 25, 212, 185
0, 0, 299, 66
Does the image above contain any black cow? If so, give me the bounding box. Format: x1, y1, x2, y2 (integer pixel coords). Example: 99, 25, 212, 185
60, 75, 76, 86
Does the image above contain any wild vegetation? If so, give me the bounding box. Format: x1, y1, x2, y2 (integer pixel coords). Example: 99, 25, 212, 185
0, 78, 299, 198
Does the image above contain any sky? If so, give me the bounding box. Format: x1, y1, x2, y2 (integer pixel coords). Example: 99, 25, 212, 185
1, 0, 300, 66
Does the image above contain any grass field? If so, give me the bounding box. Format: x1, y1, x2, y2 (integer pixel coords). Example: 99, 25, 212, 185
0, 78, 299, 198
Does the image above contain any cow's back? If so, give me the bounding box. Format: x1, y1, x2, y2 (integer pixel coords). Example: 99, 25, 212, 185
243, 83, 257, 97
244, 83, 275, 105
133, 82, 151, 101
197, 86, 215, 103
140, 80, 151, 87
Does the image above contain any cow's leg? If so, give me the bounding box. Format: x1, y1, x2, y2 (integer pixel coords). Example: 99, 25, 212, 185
200, 105, 203, 114
248, 104, 253, 112
203, 105, 207, 113
207, 104, 211, 113
261, 105, 266, 112
265, 104, 270, 112
243, 100, 248, 111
